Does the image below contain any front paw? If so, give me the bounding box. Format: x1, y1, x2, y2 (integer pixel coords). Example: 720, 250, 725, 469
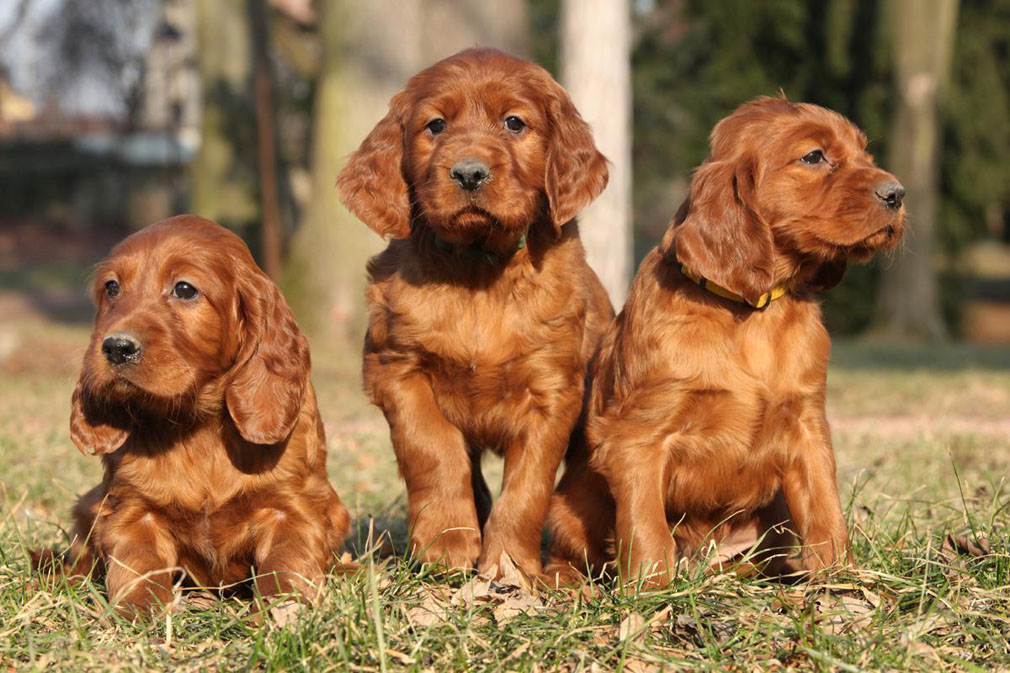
540, 561, 588, 588
477, 536, 543, 580
412, 524, 481, 570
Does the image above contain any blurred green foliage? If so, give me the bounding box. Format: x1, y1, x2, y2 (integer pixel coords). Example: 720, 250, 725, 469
626, 0, 1010, 334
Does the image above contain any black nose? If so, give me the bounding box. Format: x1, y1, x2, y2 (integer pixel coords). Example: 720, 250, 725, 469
875, 180, 905, 210
102, 334, 141, 365
449, 159, 491, 192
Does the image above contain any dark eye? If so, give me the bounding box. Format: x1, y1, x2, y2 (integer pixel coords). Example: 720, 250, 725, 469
104, 279, 120, 298
504, 116, 525, 133
426, 118, 446, 135
801, 150, 825, 164
172, 281, 198, 300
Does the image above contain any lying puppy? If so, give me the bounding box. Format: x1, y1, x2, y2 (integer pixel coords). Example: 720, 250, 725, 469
338, 48, 613, 578
34, 216, 350, 615
547, 97, 905, 583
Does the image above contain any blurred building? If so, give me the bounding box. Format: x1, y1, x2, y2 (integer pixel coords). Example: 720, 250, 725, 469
0, 0, 199, 231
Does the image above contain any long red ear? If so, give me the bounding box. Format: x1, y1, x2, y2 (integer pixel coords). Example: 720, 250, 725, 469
337, 91, 411, 239
669, 159, 775, 305
545, 86, 609, 235
70, 378, 129, 456
226, 270, 310, 445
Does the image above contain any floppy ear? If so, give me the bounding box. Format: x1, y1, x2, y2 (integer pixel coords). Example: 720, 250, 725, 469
226, 270, 310, 445
669, 158, 775, 305
544, 86, 609, 236
70, 378, 129, 456
337, 91, 412, 239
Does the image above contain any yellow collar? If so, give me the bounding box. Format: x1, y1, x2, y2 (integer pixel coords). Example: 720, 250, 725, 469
676, 262, 787, 310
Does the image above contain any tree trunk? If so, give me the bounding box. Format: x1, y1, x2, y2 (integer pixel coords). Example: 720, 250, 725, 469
248, 0, 283, 279
286, 0, 529, 340
190, 0, 258, 234
285, 0, 422, 340
559, 0, 632, 307
419, 0, 528, 61
875, 0, 959, 340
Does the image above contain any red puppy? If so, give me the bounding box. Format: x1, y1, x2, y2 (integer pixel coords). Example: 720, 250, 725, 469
338, 48, 613, 578
547, 97, 906, 583
35, 216, 350, 615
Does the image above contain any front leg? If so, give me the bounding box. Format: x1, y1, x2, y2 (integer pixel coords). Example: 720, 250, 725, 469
103, 509, 179, 617
610, 462, 678, 587
252, 509, 329, 600
478, 408, 572, 578
380, 375, 481, 569
545, 439, 616, 584
780, 413, 852, 574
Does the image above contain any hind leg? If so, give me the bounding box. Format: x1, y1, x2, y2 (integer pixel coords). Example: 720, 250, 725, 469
706, 493, 800, 578
33, 484, 109, 579
325, 486, 355, 571
544, 457, 615, 585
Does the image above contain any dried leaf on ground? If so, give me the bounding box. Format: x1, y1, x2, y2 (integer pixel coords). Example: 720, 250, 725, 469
448, 552, 543, 625
619, 611, 646, 643
943, 534, 992, 558
492, 592, 540, 625
405, 591, 450, 627
815, 592, 877, 635
185, 590, 219, 611
269, 600, 303, 629
451, 575, 492, 607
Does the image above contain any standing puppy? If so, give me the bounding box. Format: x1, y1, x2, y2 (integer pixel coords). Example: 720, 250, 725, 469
547, 97, 905, 583
35, 216, 350, 615
338, 48, 613, 578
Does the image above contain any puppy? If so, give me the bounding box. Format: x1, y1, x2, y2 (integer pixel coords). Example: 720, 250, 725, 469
546, 97, 905, 583
337, 48, 613, 578
34, 216, 351, 615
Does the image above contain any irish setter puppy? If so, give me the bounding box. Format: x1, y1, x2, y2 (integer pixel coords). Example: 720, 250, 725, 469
34, 215, 351, 615
546, 97, 905, 584
337, 48, 613, 578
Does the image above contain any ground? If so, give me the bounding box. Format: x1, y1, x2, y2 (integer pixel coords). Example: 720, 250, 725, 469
0, 288, 1008, 671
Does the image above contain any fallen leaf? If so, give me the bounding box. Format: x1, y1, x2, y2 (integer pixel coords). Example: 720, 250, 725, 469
269, 600, 302, 629
451, 575, 492, 607
186, 590, 219, 610
814, 592, 875, 635
944, 534, 992, 558
619, 611, 646, 643
496, 551, 532, 593
447, 553, 543, 625
492, 592, 540, 625
405, 591, 450, 627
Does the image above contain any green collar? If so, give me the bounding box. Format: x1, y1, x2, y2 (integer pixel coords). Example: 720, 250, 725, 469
433, 233, 526, 266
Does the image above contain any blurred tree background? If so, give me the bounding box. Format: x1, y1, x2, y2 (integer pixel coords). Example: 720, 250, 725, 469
1, 0, 1009, 344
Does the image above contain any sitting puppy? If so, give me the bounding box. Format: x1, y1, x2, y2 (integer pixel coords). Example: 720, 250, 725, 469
337, 48, 613, 578
546, 97, 905, 583
34, 216, 351, 615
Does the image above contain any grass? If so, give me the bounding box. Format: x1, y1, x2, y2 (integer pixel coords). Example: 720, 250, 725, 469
1, 314, 1009, 671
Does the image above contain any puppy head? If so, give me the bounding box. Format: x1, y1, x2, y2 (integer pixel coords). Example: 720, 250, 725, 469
337, 48, 609, 244
667, 96, 905, 303
71, 216, 310, 455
